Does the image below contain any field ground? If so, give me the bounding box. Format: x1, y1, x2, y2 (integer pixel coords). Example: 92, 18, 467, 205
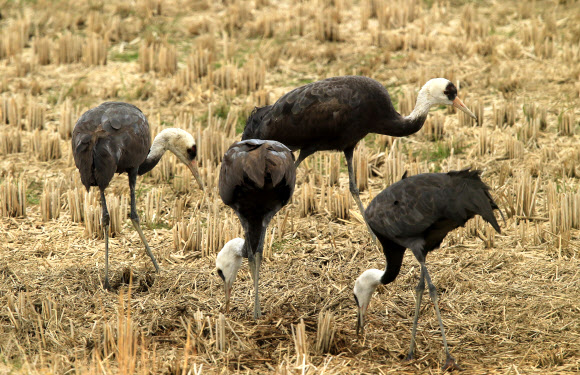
1, 0, 579, 373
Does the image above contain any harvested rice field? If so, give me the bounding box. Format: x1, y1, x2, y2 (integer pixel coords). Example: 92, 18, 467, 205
1, 0, 580, 373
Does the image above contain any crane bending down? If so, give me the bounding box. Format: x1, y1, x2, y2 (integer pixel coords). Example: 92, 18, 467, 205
242, 76, 476, 241
353, 169, 503, 371
217, 139, 296, 318
72, 102, 204, 289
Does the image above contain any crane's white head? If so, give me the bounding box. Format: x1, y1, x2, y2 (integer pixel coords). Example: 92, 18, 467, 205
216, 238, 245, 312
415, 78, 476, 120
154, 128, 204, 191
353, 268, 384, 335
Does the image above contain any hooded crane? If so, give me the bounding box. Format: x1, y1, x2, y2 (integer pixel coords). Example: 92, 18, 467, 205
72, 102, 204, 290
242, 76, 476, 241
217, 139, 296, 319
353, 169, 503, 371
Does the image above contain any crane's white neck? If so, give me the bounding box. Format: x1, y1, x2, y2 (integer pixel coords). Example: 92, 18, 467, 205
138, 128, 193, 176
147, 128, 180, 160
405, 87, 433, 122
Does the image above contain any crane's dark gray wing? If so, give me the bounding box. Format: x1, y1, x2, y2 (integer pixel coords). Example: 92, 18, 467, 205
366, 170, 501, 251
72, 102, 150, 190
263, 141, 296, 189
266, 78, 361, 123
219, 140, 295, 205
366, 174, 451, 243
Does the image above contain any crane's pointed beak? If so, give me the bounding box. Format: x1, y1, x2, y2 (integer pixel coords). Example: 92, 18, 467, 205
187, 160, 204, 191
452, 97, 477, 120
356, 304, 367, 336
224, 281, 232, 313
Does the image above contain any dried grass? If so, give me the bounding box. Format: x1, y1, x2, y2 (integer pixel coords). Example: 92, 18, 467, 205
1, 0, 580, 374
139, 41, 177, 75
30, 130, 61, 161
40, 180, 62, 222
0, 129, 22, 155
0, 175, 26, 217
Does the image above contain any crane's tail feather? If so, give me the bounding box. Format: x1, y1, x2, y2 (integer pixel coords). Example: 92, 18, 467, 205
92, 139, 118, 190
448, 169, 502, 234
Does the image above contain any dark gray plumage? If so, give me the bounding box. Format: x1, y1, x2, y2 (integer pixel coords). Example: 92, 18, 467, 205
218, 139, 296, 318
242, 76, 476, 242
72, 102, 203, 290
353, 168, 502, 371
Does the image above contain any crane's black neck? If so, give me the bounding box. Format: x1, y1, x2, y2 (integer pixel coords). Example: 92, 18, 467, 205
373, 90, 432, 137
379, 241, 406, 285
375, 112, 428, 137
137, 134, 169, 176
137, 153, 163, 175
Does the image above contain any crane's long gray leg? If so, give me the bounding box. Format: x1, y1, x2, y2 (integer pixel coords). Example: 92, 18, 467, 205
344, 147, 377, 243
406, 265, 426, 361
128, 169, 160, 273
295, 148, 315, 168
423, 263, 461, 371
100, 189, 111, 290
247, 224, 268, 319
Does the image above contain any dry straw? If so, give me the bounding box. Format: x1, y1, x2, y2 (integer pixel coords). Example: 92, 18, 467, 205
493, 100, 516, 127
55, 32, 83, 64
315, 310, 336, 354
40, 180, 62, 222
2, 95, 23, 127
215, 313, 226, 352
515, 171, 540, 217
298, 179, 317, 218
423, 113, 445, 141
354, 142, 369, 192
139, 41, 177, 75
30, 130, 61, 161
383, 142, 405, 186
0, 129, 22, 155
67, 187, 85, 223
325, 186, 352, 220
291, 318, 308, 365
83, 34, 108, 66
0, 16, 30, 58
398, 87, 417, 116
316, 8, 341, 42
173, 215, 202, 253
506, 136, 524, 159
142, 188, 164, 225
478, 127, 493, 155
517, 117, 540, 144
26, 99, 45, 131
59, 98, 77, 139
83, 191, 127, 239
558, 111, 575, 136
0, 175, 26, 217
177, 48, 214, 88
34, 36, 51, 65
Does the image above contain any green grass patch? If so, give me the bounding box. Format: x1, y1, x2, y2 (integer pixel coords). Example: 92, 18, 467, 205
144, 221, 172, 230
110, 50, 139, 62
416, 140, 465, 163
236, 112, 248, 135
26, 181, 42, 205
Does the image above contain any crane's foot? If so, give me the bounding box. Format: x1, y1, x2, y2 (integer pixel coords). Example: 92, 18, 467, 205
253, 297, 262, 319
404, 352, 414, 362
103, 279, 112, 291
442, 355, 461, 372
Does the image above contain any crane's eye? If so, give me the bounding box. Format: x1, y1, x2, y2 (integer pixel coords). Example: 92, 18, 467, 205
187, 145, 197, 160
443, 82, 457, 101
217, 269, 225, 281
